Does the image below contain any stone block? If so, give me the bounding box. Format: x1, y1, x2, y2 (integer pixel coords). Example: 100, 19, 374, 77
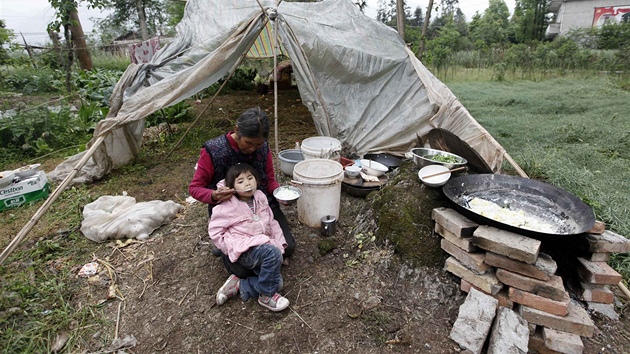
496, 269, 567, 301
586, 302, 619, 321
461, 279, 514, 309
518, 301, 595, 337
508, 287, 569, 317
581, 230, 630, 253
432, 207, 478, 237
487, 307, 529, 354
449, 288, 499, 354
485, 251, 556, 281
578, 282, 614, 304
575, 258, 622, 285
441, 238, 491, 274
542, 327, 584, 354
445, 257, 503, 295
472, 226, 540, 264
529, 326, 563, 354
436, 223, 477, 252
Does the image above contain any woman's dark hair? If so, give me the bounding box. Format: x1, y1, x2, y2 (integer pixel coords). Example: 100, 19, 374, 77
236, 107, 270, 139
225, 163, 260, 189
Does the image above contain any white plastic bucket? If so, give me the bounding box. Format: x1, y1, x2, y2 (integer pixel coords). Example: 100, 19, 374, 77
300, 136, 342, 161
292, 159, 344, 228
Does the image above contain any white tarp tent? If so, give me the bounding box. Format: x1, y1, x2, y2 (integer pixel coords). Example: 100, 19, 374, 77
48, 0, 510, 185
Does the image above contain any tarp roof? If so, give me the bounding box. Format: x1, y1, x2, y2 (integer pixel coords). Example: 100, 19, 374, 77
48, 0, 510, 185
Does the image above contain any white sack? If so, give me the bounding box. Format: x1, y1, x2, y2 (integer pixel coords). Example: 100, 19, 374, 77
80, 195, 183, 242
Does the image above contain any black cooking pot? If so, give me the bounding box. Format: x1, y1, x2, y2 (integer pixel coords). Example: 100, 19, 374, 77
442, 174, 595, 239
363, 153, 401, 171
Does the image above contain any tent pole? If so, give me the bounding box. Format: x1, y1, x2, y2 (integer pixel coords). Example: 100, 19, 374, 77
272, 12, 279, 173
503, 152, 528, 178
0, 134, 108, 265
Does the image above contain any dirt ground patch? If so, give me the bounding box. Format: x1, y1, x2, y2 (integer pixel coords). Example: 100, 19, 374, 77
2, 89, 629, 353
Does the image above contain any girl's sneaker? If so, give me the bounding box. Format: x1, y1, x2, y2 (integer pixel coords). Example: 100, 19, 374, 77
216, 274, 240, 305
258, 293, 289, 312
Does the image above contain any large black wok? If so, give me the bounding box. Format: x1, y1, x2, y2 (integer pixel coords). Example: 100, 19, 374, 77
442, 174, 595, 239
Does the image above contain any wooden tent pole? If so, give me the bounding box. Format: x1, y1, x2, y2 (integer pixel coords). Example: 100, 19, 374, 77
503, 152, 528, 178
272, 11, 280, 173
0, 134, 107, 265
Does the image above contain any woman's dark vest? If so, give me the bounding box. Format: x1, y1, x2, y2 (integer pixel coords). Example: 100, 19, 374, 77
203, 134, 277, 215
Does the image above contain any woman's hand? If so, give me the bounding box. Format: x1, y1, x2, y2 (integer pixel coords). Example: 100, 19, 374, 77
212, 187, 235, 203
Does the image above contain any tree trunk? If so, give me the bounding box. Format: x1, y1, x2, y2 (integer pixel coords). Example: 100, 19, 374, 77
136, 0, 149, 40
48, 29, 63, 64
417, 0, 434, 60
69, 10, 93, 70
396, 0, 405, 40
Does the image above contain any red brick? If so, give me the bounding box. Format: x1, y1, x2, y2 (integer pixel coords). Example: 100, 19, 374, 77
543, 327, 584, 354
519, 302, 595, 337
496, 269, 567, 301
578, 283, 614, 304
461, 279, 513, 309
508, 287, 569, 317
472, 226, 540, 264
432, 207, 478, 237
435, 223, 477, 252
485, 251, 556, 281
576, 258, 622, 285
581, 230, 630, 253
441, 238, 491, 275
529, 327, 564, 354
444, 257, 503, 295
587, 221, 606, 234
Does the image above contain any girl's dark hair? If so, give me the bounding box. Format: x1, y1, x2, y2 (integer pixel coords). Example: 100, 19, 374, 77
225, 163, 260, 188
236, 107, 270, 139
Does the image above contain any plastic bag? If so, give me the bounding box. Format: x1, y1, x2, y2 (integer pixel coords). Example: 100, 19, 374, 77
80, 195, 183, 242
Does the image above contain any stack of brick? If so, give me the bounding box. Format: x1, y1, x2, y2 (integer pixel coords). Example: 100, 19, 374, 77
575, 230, 630, 320
432, 207, 616, 354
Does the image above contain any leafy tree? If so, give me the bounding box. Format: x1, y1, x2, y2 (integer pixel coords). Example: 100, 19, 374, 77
426, 18, 462, 74
411, 6, 423, 27
96, 0, 170, 44
0, 19, 15, 64
511, 0, 549, 43
453, 8, 468, 37
470, 0, 511, 48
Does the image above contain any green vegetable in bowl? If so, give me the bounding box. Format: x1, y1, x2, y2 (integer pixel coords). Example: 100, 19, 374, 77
426, 154, 460, 163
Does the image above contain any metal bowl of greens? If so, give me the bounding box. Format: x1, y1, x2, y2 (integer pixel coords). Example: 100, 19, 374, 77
410, 148, 467, 170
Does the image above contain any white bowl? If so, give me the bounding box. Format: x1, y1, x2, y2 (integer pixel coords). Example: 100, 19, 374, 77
344, 165, 361, 178
273, 185, 302, 205
0, 171, 15, 188
14, 163, 42, 178
359, 159, 388, 177
418, 165, 451, 188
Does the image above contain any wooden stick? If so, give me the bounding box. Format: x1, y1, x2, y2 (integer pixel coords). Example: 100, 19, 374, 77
618, 281, 630, 300
0, 134, 107, 265
503, 152, 528, 178
115, 301, 122, 339
421, 166, 467, 179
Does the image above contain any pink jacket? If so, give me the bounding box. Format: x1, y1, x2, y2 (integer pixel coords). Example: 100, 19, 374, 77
208, 190, 287, 263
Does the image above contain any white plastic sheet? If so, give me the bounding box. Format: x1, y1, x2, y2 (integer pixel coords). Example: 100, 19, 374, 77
80, 195, 183, 242
50, 0, 508, 185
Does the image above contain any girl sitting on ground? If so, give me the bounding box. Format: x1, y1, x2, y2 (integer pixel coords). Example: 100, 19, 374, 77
208, 163, 289, 312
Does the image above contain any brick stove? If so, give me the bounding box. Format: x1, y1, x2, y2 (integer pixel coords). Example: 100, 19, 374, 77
432, 207, 630, 354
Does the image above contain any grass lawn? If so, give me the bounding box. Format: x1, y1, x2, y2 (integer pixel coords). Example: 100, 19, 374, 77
448, 76, 630, 277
